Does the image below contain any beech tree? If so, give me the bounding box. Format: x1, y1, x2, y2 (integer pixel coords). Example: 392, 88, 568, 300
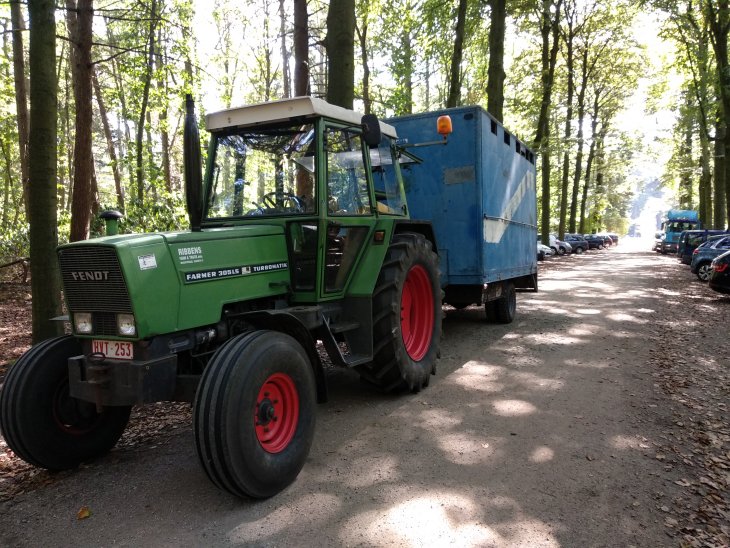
27, 0, 63, 341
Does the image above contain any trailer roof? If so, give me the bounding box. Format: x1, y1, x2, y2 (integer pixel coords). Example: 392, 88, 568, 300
206, 96, 398, 138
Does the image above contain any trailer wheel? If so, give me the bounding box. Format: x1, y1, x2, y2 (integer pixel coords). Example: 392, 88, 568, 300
356, 232, 441, 393
485, 282, 516, 324
0, 336, 131, 470
194, 330, 316, 499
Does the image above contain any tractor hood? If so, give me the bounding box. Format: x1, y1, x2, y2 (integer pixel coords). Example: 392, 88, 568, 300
57, 225, 290, 339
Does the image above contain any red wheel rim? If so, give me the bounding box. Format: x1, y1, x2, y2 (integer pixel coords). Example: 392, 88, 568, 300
401, 264, 434, 361
255, 373, 299, 454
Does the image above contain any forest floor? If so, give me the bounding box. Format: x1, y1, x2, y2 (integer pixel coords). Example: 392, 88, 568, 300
0, 240, 728, 547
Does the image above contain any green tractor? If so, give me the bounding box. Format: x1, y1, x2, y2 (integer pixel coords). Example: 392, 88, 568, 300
0, 96, 442, 498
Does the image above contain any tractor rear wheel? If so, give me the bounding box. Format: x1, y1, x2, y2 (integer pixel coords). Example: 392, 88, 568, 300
0, 336, 131, 470
356, 232, 441, 393
194, 330, 316, 498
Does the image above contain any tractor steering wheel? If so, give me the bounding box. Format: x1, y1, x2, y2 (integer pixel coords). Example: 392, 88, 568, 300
261, 192, 304, 213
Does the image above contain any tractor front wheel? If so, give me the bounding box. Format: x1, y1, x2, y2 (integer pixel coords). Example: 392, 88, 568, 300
0, 336, 131, 470
193, 330, 316, 498
356, 232, 441, 393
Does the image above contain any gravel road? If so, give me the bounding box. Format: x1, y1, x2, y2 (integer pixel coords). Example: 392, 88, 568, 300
1, 240, 727, 547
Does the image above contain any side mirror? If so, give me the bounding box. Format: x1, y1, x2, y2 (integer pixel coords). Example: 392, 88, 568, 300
361, 114, 381, 148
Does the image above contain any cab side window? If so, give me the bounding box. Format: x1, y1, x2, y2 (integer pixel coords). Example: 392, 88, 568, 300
326, 128, 371, 215
369, 137, 405, 215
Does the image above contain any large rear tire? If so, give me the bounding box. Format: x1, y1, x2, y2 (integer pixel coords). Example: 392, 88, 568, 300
0, 336, 131, 470
194, 330, 316, 499
356, 232, 441, 393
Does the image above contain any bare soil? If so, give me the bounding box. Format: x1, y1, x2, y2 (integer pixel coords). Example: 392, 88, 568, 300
0, 241, 728, 547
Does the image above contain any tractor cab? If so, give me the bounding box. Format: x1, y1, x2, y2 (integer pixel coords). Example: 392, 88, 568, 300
198, 97, 408, 302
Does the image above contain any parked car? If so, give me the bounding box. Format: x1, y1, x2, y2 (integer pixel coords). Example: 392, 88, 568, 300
596, 233, 614, 247
708, 249, 730, 294
538, 234, 570, 256
552, 236, 573, 255
653, 231, 664, 251
563, 233, 589, 254
606, 233, 619, 245
537, 243, 554, 261
677, 229, 730, 265
690, 235, 730, 281
583, 234, 606, 250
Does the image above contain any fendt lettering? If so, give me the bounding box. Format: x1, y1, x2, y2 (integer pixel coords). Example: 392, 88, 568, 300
70, 271, 110, 281
0, 96, 537, 502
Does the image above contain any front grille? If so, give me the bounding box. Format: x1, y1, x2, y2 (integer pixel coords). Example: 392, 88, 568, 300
58, 246, 133, 325
92, 311, 120, 336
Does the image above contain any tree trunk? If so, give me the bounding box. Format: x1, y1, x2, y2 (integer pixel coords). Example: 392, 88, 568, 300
579, 94, 600, 234
106, 21, 134, 193
716, 123, 727, 228
92, 67, 124, 211
279, 0, 291, 98
10, 0, 30, 214
293, 0, 309, 96
155, 30, 172, 192
356, 11, 371, 114
325, 0, 355, 109
708, 2, 729, 228
533, 0, 563, 244
136, 0, 158, 204
28, 0, 63, 342
67, 0, 95, 242
558, 20, 574, 239
569, 48, 588, 232
446, 0, 469, 108
0, 137, 11, 229
486, 0, 506, 122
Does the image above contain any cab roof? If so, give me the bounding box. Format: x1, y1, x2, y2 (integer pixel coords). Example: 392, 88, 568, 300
205, 96, 398, 138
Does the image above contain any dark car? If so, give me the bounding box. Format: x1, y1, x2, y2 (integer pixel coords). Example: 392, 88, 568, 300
690, 235, 730, 281
582, 234, 606, 250
563, 234, 589, 254
708, 250, 730, 294
677, 229, 730, 265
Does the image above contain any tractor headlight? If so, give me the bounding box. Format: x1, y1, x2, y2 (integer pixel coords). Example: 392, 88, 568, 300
74, 312, 93, 334
117, 314, 137, 337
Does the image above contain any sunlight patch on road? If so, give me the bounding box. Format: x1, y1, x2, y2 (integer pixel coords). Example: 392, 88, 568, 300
447, 362, 506, 393
529, 446, 554, 463
511, 372, 565, 390
227, 493, 341, 542
606, 312, 646, 323
491, 399, 537, 416
567, 325, 598, 336
609, 434, 651, 451
338, 493, 559, 547
435, 432, 500, 465
575, 308, 601, 315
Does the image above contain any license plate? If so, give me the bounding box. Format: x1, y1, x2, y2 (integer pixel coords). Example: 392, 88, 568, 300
91, 339, 134, 360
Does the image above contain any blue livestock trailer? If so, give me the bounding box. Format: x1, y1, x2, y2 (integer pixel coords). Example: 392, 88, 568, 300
389, 106, 538, 321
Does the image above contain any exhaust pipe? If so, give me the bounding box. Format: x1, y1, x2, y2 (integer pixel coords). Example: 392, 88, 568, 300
184, 94, 203, 231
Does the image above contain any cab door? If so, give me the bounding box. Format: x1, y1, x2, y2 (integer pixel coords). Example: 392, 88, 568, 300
319, 124, 375, 299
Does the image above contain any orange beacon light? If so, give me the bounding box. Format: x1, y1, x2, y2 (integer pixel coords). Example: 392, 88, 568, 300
437, 115, 452, 138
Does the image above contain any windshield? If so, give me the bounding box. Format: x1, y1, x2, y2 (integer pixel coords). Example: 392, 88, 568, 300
665, 221, 698, 233
206, 123, 316, 219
